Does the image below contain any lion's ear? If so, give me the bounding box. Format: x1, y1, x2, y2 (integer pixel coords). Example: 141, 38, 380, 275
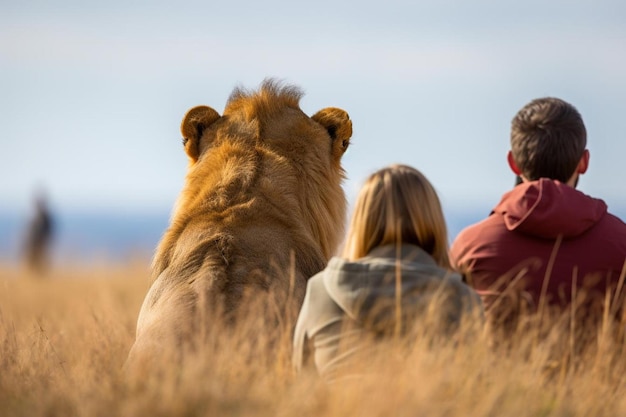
181, 105, 221, 162
311, 107, 352, 161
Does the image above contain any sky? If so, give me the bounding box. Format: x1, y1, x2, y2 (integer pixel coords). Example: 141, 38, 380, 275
2, 0, 626, 222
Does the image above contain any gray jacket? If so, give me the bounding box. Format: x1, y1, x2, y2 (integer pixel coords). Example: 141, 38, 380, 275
293, 244, 483, 380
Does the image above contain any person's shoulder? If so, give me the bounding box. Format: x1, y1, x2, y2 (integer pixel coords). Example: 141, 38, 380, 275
452, 214, 502, 246
305, 266, 329, 297
308, 266, 328, 284
308, 256, 351, 292
603, 211, 626, 227
448, 274, 483, 302
449, 214, 507, 269
591, 210, 626, 237
434, 272, 484, 317
596, 211, 626, 243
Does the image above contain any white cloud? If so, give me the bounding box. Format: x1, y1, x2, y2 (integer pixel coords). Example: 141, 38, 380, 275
1, 2, 626, 212
3, 18, 626, 85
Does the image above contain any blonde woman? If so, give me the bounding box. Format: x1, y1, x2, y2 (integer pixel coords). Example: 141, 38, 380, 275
292, 164, 482, 380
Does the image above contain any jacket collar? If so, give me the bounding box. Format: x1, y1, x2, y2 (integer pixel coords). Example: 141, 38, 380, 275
364, 244, 437, 266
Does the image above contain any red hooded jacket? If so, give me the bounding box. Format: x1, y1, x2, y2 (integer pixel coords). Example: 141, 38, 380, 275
450, 179, 626, 312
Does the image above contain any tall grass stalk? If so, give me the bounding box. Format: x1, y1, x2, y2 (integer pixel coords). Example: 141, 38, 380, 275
0, 262, 625, 416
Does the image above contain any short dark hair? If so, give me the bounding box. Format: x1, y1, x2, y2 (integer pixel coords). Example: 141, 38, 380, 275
510, 97, 587, 183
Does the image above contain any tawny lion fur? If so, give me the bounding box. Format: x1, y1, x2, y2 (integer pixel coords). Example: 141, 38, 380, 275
126, 80, 352, 366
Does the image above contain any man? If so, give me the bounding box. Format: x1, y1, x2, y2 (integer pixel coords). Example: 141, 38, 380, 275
450, 97, 626, 322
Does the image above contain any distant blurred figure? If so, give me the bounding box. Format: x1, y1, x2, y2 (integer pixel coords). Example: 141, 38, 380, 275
23, 190, 54, 275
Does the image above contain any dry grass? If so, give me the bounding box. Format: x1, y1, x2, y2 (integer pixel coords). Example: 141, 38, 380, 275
1, 262, 625, 417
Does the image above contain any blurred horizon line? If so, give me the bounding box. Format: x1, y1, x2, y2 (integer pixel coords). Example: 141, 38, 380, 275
2, 204, 625, 266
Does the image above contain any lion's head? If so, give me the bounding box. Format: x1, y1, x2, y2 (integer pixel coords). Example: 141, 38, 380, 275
127, 80, 352, 367
154, 79, 351, 285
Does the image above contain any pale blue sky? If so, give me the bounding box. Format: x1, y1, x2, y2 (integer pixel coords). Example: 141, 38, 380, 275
2, 0, 625, 219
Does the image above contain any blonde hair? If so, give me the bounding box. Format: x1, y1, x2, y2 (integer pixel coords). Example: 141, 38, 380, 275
342, 164, 450, 268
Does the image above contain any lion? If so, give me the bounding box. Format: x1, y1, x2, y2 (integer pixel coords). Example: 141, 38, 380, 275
126, 79, 352, 369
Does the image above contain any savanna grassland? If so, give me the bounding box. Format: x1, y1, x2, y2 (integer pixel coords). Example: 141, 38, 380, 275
1, 262, 625, 417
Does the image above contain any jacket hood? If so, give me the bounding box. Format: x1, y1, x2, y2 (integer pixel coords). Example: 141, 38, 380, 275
493, 178, 607, 239
322, 244, 465, 325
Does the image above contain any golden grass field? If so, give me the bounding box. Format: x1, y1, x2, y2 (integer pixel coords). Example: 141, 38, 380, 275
1, 261, 625, 417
